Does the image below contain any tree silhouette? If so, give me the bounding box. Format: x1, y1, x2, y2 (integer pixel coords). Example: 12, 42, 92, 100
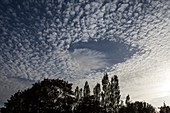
125, 94, 130, 106
83, 81, 90, 97
110, 75, 121, 113
101, 74, 121, 113
74, 95, 102, 113
75, 86, 80, 101
101, 73, 110, 112
1, 79, 75, 113
102, 73, 109, 94
0, 73, 165, 113
93, 83, 101, 102
119, 101, 156, 113
159, 102, 170, 113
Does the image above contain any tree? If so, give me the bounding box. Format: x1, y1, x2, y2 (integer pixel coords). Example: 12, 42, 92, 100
119, 101, 156, 113
101, 73, 110, 111
125, 94, 130, 106
83, 81, 90, 97
101, 74, 121, 113
1, 73, 159, 113
159, 102, 170, 113
74, 96, 103, 113
1, 79, 75, 113
93, 83, 101, 101
79, 88, 83, 98
110, 75, 121, 113
102, 73, 109, 93
75, 86, 80, 100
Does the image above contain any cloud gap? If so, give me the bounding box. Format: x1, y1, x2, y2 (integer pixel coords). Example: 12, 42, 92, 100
69, 39, 140, 67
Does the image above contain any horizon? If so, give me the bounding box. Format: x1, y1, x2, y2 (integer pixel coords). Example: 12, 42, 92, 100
0, 0, 170, 108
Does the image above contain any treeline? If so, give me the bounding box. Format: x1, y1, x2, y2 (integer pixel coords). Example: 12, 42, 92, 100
0, 73, 170, 113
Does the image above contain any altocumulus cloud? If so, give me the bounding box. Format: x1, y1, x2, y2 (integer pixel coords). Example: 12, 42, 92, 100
0, 0, 170, 107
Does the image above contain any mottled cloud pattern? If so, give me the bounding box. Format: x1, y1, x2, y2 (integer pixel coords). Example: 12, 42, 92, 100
0, 0, 170, 107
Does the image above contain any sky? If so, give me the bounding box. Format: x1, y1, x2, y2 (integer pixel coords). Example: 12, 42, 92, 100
0, 0, 170, 107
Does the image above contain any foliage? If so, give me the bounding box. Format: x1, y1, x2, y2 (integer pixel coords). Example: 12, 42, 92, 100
83, 81, 90, 97
119, 95, 156, 113
74, 96, 103, 113
159, 103, 170, 113
101, 74, 121, 113
0, 73, 167, 113
119, 101, 156, 113
93, 83, 101, 101
1, 79, 75, 113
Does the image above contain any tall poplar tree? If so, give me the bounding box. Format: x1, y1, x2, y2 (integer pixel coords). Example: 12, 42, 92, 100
75, 86, 80, 100
93, 83, 101, 101
83, 81, 90, 97
110, 75, 121, 112
102, 73, 110, 112
102, 73, 109, 93
102, 74, 121, 113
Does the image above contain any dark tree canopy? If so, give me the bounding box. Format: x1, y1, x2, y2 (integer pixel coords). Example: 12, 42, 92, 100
0, 73, 165, 113
159, 103, 170, 113
74, 96, 103, 113
1, 79, 75, 113
119, 101, 156, 113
